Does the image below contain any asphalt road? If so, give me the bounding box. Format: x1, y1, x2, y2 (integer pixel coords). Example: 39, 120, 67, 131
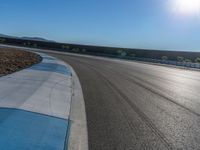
49, 53, 200, 150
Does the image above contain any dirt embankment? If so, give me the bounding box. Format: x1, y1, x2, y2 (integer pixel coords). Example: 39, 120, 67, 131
0, 48, 42, 75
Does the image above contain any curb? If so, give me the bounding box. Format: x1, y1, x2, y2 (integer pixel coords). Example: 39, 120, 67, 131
31, 52, 89, 150
36, 52, 89, 150
67, 65, 88, 150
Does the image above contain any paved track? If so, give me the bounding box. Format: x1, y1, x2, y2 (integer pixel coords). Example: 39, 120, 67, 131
49, 53, 200, 150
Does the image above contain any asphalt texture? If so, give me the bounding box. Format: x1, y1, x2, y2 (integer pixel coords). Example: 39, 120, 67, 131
49, 53, 200, 150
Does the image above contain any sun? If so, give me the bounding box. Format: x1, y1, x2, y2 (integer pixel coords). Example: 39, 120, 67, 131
171, 0, 200, 16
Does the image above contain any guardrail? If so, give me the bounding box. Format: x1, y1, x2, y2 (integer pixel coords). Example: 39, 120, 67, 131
126, 57, 200, 69
86, 53, 200, 70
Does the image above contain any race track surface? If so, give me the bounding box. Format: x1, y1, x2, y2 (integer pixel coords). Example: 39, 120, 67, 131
49, 53, 200, 150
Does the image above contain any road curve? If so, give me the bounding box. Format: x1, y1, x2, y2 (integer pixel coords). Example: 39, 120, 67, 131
48, 53, 200, 150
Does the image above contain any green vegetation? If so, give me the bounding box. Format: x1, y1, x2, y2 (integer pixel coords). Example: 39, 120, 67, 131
72, 48, 80, 53
0, 38, 5, 43
82, 49, 86, 53
121, 51, 127, 57
117, 49, 127, 57
195, 57, 200, 63
177, 56, 184, 62
27, 42, 31, 46
161, 56, 168, 61
184, 59, 192, 63
62, 45, 70, 50
130, 53, 136, 58
117, 49, 123, 55
33, 43, 37, 48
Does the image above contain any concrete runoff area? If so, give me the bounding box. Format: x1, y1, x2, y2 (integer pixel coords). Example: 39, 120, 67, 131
0, 53, 73, 150
47, 52, 200, 150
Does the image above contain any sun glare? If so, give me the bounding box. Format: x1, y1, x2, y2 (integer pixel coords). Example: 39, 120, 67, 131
171, 0, 200, 16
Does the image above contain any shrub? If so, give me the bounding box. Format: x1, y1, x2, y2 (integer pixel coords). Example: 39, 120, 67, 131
0, 38, 5, 43
117, 49, 123, 55
121, 51, 127, 57
184, 59, 191, 63
130, 53, 136, 57
161, 56, 168, 61
62, 45, 70, 50
33, 44, 37, 48
82, 49, 86, 53
72, 48, 79, 53
195, 57, 200, 63
177, 56, 184, 62
117, 49, 127, 57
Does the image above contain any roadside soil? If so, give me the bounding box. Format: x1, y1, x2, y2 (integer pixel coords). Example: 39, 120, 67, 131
0, 47, 41, 75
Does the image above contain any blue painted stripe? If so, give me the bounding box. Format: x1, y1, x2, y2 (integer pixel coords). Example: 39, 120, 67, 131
29, 63, 71, 76
0, 108, 69, 150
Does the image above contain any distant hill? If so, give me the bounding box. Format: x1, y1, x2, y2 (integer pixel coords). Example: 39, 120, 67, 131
0, 34, 14, 38
0, 34, 54, 42
21, 37, 54, 42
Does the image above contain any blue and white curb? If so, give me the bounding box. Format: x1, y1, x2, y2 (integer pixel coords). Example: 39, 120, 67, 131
0, 53, 73, 150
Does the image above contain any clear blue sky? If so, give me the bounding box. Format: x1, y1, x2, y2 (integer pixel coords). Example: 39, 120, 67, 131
0, 0, 200, 51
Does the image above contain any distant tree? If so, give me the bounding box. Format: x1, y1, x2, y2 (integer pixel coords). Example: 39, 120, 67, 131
195, 57, 200, 63
0, 38, 5, 43
33, 43, 37, 48
72, 48, 79, 53
82, 49, 86, 53
121, 51, 127, 57
130, 53, 136, 57
62, 45, 65, 49
184, 59, 192, 63
117, 49, 127, 57
177, 56, 184, 62
117, 49, 123, 55
62, 45, 70, 50
66, 46, 70, 50
161, 56, 168, 61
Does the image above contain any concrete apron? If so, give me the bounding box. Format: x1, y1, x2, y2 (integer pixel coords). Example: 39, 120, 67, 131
0, 53, 72, 150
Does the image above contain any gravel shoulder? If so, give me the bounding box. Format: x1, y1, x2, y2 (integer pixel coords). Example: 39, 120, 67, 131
0, 47, 41, 76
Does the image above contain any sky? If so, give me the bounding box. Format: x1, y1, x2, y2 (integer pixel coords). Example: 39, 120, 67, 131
0, 0, 200, 51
